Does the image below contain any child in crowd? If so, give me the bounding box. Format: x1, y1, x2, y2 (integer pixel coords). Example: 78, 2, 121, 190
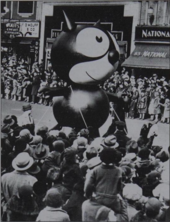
160, 98, 170, 124
137, 89, 147, 120
5, 78, 12, 100
153, 91, 161, 122
148, 84, 156, 121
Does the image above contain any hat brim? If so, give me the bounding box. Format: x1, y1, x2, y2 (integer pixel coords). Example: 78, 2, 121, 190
12, 156, 34, 171
101, 142, 119, 149
77, 145, 87, 149
4, 119, 15, 127
1, 126, 14, 135
32, 149, 49, 160
28, 165, 41, 175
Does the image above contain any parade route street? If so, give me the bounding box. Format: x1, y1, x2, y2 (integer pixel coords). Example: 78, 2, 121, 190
1, 99, 169, 151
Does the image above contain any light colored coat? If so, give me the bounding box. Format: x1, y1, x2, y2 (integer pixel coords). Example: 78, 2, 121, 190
1, 170, 37, 204
18, 111, 34, 126
36, 207, 70, 221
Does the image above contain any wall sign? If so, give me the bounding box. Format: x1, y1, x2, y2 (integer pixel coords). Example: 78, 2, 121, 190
3, 21, 40, 38
4, 22, 20, 35
18, 22, 39, 38
133, 51, 167, 58
135, 26, 170, 42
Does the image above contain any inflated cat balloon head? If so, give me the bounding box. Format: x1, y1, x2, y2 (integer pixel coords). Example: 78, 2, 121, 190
51, 11, 120, 85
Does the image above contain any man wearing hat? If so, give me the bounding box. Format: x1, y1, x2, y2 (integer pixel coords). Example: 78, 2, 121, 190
42, 140, 65, 173
114, 121, 131, 147
36, 126, 49, 145
32, 136, 49, 162
18, 104, 35, 135
1, 152, 37, 212
123, 183, 143, 221
3, 115, 15, 128
100, 135, 119, 149
131, 197, 162, 222
84, 147, 128, 221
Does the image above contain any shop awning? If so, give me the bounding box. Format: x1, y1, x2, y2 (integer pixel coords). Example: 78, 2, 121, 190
122, 44, 170, 69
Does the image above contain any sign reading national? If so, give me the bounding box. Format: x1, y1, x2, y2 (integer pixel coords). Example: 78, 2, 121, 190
135, 26, 170, 42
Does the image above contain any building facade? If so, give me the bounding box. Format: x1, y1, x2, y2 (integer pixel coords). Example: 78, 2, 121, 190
37, 1, 141, 68
2, 0, 169, 75
123, 0, 170, 77
1, 1, 42, 68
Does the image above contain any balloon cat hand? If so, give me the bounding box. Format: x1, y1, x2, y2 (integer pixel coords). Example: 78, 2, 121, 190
38, 86, 70, 97
38, 86, 51, 95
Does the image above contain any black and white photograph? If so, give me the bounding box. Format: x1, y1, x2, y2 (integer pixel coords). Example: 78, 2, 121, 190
1, 0, 170, 221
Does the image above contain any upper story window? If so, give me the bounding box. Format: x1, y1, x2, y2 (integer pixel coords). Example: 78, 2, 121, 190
17, 1, 34, 18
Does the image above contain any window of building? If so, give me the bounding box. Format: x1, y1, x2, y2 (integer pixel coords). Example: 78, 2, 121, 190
1, 1, 7, 13
17, 1, 34, 17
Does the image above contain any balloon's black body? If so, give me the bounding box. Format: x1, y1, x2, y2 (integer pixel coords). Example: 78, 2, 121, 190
53, 86, 109, 129
46, 13, 123, 130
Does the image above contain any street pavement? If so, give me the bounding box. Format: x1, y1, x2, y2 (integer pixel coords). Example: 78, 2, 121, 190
1, 99, 169, 151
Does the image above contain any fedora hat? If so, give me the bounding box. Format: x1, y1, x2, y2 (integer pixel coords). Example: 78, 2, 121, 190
3, 115, 15, 126
28, 161, 41, 175
30, 135, 43, 145
12, 152, 34, 171
79, 128, 89, 138
32, 144, 49, 160
36, 126, 49, 136
101, 135, 119, 149
115, 121, 126, 128
1, 124, 13, 134
19, 129, 33, 142
126, 140, 138, 153
22, 104, 32, 112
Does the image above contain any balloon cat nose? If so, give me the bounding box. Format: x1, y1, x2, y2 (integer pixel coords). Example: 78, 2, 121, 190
108, 49, 119, 65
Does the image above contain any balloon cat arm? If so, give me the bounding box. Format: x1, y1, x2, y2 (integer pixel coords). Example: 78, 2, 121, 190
106, 91, 124, 103
38, 86, 70, 97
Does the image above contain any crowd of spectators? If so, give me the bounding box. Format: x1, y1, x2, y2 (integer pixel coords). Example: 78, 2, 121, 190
103, 69, 170, 123
1, 102, 170, 222
1, 55, 170, 123
1, 55, 67, 106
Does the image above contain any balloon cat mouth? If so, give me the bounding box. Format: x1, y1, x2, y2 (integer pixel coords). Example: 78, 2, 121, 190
86, 72, 99, 82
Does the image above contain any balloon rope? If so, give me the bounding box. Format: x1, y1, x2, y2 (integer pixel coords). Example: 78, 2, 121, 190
70, 86, 88, 129
112, 107, 128, 135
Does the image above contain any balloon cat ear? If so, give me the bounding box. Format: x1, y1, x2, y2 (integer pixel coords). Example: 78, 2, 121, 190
63, 11, 76, 32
